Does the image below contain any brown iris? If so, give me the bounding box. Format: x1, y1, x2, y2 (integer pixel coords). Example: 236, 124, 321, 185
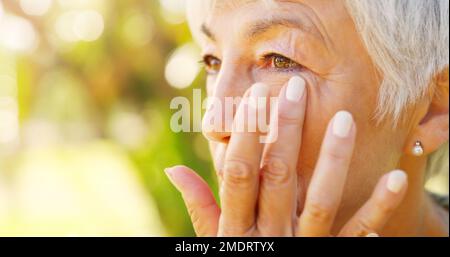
202, 55, 221, 74
271, 54, 299, 69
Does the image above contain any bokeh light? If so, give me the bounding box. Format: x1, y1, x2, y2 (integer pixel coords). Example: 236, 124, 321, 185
0, 14, 38, 53
159, 0, 186, 24
54, 10, 104, 43
121, 11, 154, 47
20, 0, 53, 16
73, 10, 104, 42
54, 11, 79, 42
165, 43, 201, 89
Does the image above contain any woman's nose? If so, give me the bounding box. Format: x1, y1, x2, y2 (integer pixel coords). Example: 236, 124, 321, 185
202, 105, 232, 142
202, 65, 251, 143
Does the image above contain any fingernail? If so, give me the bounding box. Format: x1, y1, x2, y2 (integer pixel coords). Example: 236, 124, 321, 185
165, 168, 184, 193
387, 170, 407, 194
164, 168, 174, 179
286, 76, 306, 102
251, 82, 269, 97
249, 82, 269, 109
332, 111, 353, 138
165, 167, 177, 183
366, 233, 379, 237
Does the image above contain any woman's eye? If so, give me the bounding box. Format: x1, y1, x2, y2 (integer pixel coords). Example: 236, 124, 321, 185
202, 55, 222, 74
265, 54, 301, 70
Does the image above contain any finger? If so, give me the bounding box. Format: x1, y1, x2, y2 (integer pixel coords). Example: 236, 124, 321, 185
165, 166, 220, 237
219, 83, 269, 236
297, 111, 356, 237
257, 76, 307, 235
338, 170, 408, 237
211, 142, 227, 186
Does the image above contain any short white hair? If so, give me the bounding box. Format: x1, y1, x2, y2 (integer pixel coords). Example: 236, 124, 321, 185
187, 0, 449, 124
345, 0, 449, 123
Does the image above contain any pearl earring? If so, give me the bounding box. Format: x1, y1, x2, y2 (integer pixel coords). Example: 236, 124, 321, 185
412, 141, 424, 156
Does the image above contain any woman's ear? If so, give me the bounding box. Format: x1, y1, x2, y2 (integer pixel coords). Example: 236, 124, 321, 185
404, 67, 449, 156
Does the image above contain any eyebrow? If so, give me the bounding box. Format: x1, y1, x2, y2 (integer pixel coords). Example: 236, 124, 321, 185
200, 17, 320, 42
201, 24, 216, 41
246, 17, 315, 38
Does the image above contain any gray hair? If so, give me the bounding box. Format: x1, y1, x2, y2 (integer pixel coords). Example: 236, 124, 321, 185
345, 0, 449, 123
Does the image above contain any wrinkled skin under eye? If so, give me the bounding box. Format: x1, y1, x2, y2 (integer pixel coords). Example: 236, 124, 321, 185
201, 53, 302, 75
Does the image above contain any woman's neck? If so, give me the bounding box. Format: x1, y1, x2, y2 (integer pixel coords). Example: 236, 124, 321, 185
382, 154, 449, 236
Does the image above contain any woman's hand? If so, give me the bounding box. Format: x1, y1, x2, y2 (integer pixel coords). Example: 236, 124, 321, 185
165, 76, 408, 237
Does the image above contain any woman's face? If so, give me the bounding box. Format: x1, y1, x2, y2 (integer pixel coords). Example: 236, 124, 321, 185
190, 0, 418, 226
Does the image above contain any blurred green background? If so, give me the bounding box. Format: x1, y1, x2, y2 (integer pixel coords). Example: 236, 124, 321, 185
0, 0, 217, 236
0, 0, 447, 237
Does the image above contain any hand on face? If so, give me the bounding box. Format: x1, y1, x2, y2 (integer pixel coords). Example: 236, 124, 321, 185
165, 76, 408, 237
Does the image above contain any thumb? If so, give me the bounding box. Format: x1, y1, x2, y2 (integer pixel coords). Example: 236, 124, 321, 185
165, 166, 220, 237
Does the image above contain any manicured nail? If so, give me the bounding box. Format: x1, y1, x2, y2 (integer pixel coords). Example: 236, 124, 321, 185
165, 167, 177, 183
165, 168, 184, 193
332, 111, 353, 138
249, 82, 269, 109
164, 168, 174, 179
286, 76, 306, 102
366, 233, 379, 237
387, 170, 407, 193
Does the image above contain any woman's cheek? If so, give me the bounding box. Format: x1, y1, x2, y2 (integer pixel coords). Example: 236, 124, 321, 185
252, 70, 310, 97
206, 76, 216, 97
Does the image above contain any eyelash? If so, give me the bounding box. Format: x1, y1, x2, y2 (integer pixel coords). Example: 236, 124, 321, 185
200, 53, 303, 75
199, 55, 221, 75
260, 53, 303, 72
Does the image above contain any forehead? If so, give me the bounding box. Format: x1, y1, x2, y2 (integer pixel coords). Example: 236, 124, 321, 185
186, 0, 352, 52
187, 0, 276, 21
187, 0, 297, 43
210, 0, 276, 10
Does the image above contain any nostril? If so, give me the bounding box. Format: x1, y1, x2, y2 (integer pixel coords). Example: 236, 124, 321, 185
222, 136, 231, 143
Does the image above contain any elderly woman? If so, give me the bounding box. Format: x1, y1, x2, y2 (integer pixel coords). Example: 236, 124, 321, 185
165, 0, 449, 237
